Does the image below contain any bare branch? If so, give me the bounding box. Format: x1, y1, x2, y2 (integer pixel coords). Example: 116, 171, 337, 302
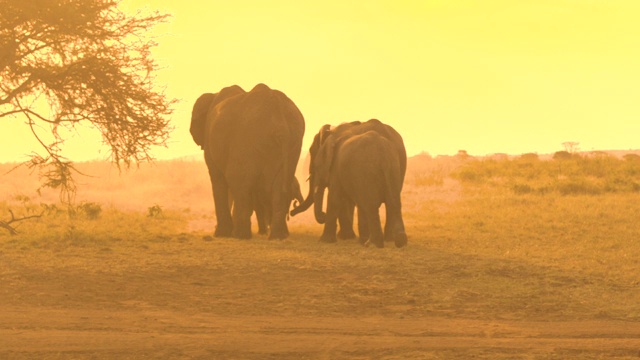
0, 74, 36, 105
0, 209, 44, 235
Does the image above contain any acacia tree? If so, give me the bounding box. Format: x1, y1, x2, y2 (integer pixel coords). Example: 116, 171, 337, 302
0, 0, 176, 203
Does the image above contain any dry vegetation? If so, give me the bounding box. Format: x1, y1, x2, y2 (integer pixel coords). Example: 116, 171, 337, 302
2, 152, 640, 359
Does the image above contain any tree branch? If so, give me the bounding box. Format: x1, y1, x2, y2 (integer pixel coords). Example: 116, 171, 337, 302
0, 74, 37, 105
0, 209, 44, 235
0, 107, 58, 123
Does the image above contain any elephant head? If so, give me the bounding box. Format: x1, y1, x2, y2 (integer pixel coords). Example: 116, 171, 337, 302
311, 129, 340, 224
290, 124, 332, 221
190, 85, 245, 149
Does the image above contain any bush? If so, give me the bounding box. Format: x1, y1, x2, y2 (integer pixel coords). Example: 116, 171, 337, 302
556, 179, 602, 195
453, 152, 640, 196
76, 202, 102, 220
553, 151, 574, 160
147, 205, 164, 218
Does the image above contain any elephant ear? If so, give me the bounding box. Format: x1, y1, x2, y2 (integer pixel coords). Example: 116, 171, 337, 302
190, 93, 216, 148
190, 85, 245, 149
316, 134, 336, 185
319, 124, 332, 145
309, 124, 331, 158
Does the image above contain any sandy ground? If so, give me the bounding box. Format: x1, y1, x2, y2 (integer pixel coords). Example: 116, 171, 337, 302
2, 232, 640, 360
3, 306, 640, 359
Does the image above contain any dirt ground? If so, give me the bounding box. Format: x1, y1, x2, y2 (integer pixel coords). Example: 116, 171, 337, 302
2, 228, 640, 360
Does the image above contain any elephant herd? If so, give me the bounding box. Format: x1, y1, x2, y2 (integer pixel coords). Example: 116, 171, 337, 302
190, 84, 407, 248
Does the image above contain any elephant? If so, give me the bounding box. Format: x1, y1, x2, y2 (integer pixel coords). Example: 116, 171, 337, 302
291, 119, 406, 243
229, 176, 304, 235
190, 83, 305, 240
313, 130, 407, 247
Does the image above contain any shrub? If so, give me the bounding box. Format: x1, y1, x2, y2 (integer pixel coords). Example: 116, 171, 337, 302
553, 151, 573, 161
76, 202, 102, 220
556, 179, 602, 195
519, 153, 539, 162
453, 152, 640, 196
147, 204, 164, 218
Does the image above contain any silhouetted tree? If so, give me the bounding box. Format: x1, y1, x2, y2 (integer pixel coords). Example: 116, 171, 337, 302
0, 0, 176, 203
455, 150, 470, 160
519, 153, 539, 162
562, 141, 580, 154
553, 151, 573, 161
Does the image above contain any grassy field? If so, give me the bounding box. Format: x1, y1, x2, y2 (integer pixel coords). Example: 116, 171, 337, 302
1, 153, 640, 358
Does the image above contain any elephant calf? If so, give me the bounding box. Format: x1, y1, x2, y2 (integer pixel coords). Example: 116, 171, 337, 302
316, 130, 407, 248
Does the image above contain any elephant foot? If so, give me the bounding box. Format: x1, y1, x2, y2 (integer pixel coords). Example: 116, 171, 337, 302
394, 232, 408, 248
214, 225, 233, 238
268, 230, 288, 240
269, 224, 289, 240
258, 227, 269, 236
319, 233, 337, 244
232, 228, 252, 240
338, 228, 356, 240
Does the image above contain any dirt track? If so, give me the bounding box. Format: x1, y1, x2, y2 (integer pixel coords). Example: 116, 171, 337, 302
3, 306, 640, 358
2, 231, 640, 359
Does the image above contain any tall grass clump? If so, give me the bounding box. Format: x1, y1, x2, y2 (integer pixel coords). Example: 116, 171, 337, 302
453, 152, 640, 195
0, 197, 187, 248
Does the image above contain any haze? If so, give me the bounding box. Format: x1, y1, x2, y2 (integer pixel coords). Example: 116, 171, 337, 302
2, 0, 640, 162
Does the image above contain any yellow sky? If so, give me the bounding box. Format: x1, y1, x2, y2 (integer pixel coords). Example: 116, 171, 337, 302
3, 0, 640, 162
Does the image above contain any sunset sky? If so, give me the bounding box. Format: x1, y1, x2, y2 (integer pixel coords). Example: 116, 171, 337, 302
2, 0, 640, 162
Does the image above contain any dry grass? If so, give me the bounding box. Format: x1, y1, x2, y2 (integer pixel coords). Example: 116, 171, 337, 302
2, 154, 640, 358
2, 155, 639, 321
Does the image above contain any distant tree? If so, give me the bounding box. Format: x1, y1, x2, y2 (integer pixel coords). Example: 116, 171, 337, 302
0, 0, 176, 203
519, 153, 539, 162
562, 141, 580, 154
416, 151, 432, 159
455, 150, 470, 160
588, 151, 610, 159
553, 151, 573, 161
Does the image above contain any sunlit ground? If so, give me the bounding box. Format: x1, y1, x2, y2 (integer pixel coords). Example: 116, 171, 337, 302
1, 153, 640, 358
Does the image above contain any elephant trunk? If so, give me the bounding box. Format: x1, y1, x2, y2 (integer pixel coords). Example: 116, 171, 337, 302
290, 174, 315, 216
313, 185, 326, 224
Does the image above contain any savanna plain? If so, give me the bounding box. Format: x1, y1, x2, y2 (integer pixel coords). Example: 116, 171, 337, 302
1, 152, 640, 359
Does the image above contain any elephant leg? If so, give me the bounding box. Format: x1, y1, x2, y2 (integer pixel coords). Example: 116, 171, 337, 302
269, 208, 289, 240
388, 206, 407, 248
337, 200, 356, 240
256, 208, 268, 235
362, 205, 384, 248
210, 168, 233, 237
268, 189, 290, 240
384, 205, 394, 242
231, 191, 253, 239
255, 197, 269, 235
319, 188, 340, 243
357, 206, 370, 245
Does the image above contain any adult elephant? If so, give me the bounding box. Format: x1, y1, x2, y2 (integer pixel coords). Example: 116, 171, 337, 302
313, 130, 407, 247
190, 84, 305, 239
291, 119, 406, 242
